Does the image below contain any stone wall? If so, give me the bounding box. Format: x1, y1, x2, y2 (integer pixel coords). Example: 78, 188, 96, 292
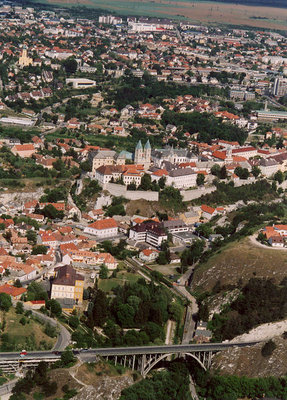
181, 186, 216, 202
104, 183, 159, 201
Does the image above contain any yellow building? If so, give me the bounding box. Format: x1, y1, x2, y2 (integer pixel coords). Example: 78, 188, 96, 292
51, 265, 84, 311
91, 150, 125, 175
19, 46, 33, 68
179, 210, 201, 225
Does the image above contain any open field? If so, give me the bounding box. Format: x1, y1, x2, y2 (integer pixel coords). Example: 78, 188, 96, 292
41, 0, 287, 29
193, 237, 287, 293
98, 271, 140, 292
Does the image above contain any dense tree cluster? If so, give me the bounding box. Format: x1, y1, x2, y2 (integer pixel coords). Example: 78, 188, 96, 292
120, 361, 191, 400
194, 180, 278, 206
105, 74, 227, 109
85, 279, 182, 347
209, 278, 287, 340
161, 110, 247, 145
193, 366, 287, 400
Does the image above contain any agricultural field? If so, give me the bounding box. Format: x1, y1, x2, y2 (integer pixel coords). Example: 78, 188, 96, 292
39, 0, 287, 29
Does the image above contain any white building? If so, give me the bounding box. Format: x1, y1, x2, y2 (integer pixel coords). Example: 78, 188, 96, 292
66, 78, 96, 89
84, 218, 118, 238
166, 168, 197, 189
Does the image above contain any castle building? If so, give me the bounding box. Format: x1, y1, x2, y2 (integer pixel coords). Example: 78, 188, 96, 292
134, 140, 151, 169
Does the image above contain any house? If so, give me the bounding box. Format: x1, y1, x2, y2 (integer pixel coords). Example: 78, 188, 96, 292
0, 284, 26, 300
268, 235, 284, 247
139, 248, 159, 262
194, 321, 212, 343
179, 210, 201, 225
84, 218, 118, 238
11, 143, 36, 158
24, 300, 46, 310
51, 264, 84, 306
201, 205, 217, 220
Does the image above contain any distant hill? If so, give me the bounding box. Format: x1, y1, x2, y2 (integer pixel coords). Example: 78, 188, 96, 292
209, 0, 287, 8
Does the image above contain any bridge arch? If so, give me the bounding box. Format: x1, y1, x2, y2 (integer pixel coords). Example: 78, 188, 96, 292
143, 352, 206, 378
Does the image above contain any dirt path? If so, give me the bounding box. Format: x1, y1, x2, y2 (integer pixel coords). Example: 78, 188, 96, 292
69, 361, 86, 387
165, 320, 176, 345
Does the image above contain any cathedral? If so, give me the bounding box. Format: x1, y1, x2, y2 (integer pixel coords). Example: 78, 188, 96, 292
134, 140, 151, 169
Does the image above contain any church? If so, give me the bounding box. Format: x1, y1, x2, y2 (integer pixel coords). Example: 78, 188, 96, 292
134, 140, 151, 170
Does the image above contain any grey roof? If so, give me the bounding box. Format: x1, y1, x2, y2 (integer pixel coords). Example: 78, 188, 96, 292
144, 140, 151, 149
184, 211, 198, 218
163, 219, 186, 229
259, 158, 278, 167
169, 168, 196, 177
136, 140, 143, 150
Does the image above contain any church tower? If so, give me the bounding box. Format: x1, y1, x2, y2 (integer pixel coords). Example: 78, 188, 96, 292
143, 140, 151, 169
134, 140, 143, 165
134, 140, 151, 169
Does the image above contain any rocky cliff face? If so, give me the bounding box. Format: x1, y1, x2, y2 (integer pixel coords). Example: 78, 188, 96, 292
0, 188, 44, 207
72, 375, 134, 400
211, 335, 287, 377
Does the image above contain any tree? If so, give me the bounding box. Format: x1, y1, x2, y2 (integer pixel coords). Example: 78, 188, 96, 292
168, 303, 183, 322
46, 299, 62, 316
117, 304, 135, 328
251, 166, 261, 178
63, 57, 78, 74
60, 350, 76, 365
14, 279, 22, 288
16, 302, 24, 314
158, 176, 166, 189
261, 340, 276, 357
274, 170, 284, 184
26, 230, 37, 245
0, 293, 12, 312
139, 174, 152, 191
42, 204, 64, 220
234, 167, 249, 180
211, 164, 221, 177
99, 264, 108, 279
68, 315, 79, 329
160, 187, 184, 213
90, 289, 108, 327
31, 245, 48, 255
196, 173, 205, 186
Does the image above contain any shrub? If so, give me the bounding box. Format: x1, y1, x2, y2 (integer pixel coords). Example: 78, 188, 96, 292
261, 340, 276, 357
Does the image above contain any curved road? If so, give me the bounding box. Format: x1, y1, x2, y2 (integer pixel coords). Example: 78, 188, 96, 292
24, 307, 71, 351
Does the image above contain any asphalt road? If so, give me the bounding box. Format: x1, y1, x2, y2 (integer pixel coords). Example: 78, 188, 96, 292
78, 341, 260, 360
23, 308, 71, 351
0, 341, 260, 362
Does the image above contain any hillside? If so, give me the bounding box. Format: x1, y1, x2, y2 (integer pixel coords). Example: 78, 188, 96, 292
211, 335, 287, 378
192, 237, 287, 293
211, 0, 287, 7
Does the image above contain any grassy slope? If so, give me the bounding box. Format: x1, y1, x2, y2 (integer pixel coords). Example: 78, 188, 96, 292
98, 271, 140, 292
193, 237, 287, 293
2, 308, 56, 351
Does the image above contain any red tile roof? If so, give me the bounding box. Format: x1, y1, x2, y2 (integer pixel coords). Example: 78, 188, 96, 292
88, 218, 117, 230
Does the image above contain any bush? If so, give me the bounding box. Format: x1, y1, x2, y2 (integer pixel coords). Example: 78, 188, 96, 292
261, 340, 276, 357
16, 302, 24, 314
44, 323, 57, 338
